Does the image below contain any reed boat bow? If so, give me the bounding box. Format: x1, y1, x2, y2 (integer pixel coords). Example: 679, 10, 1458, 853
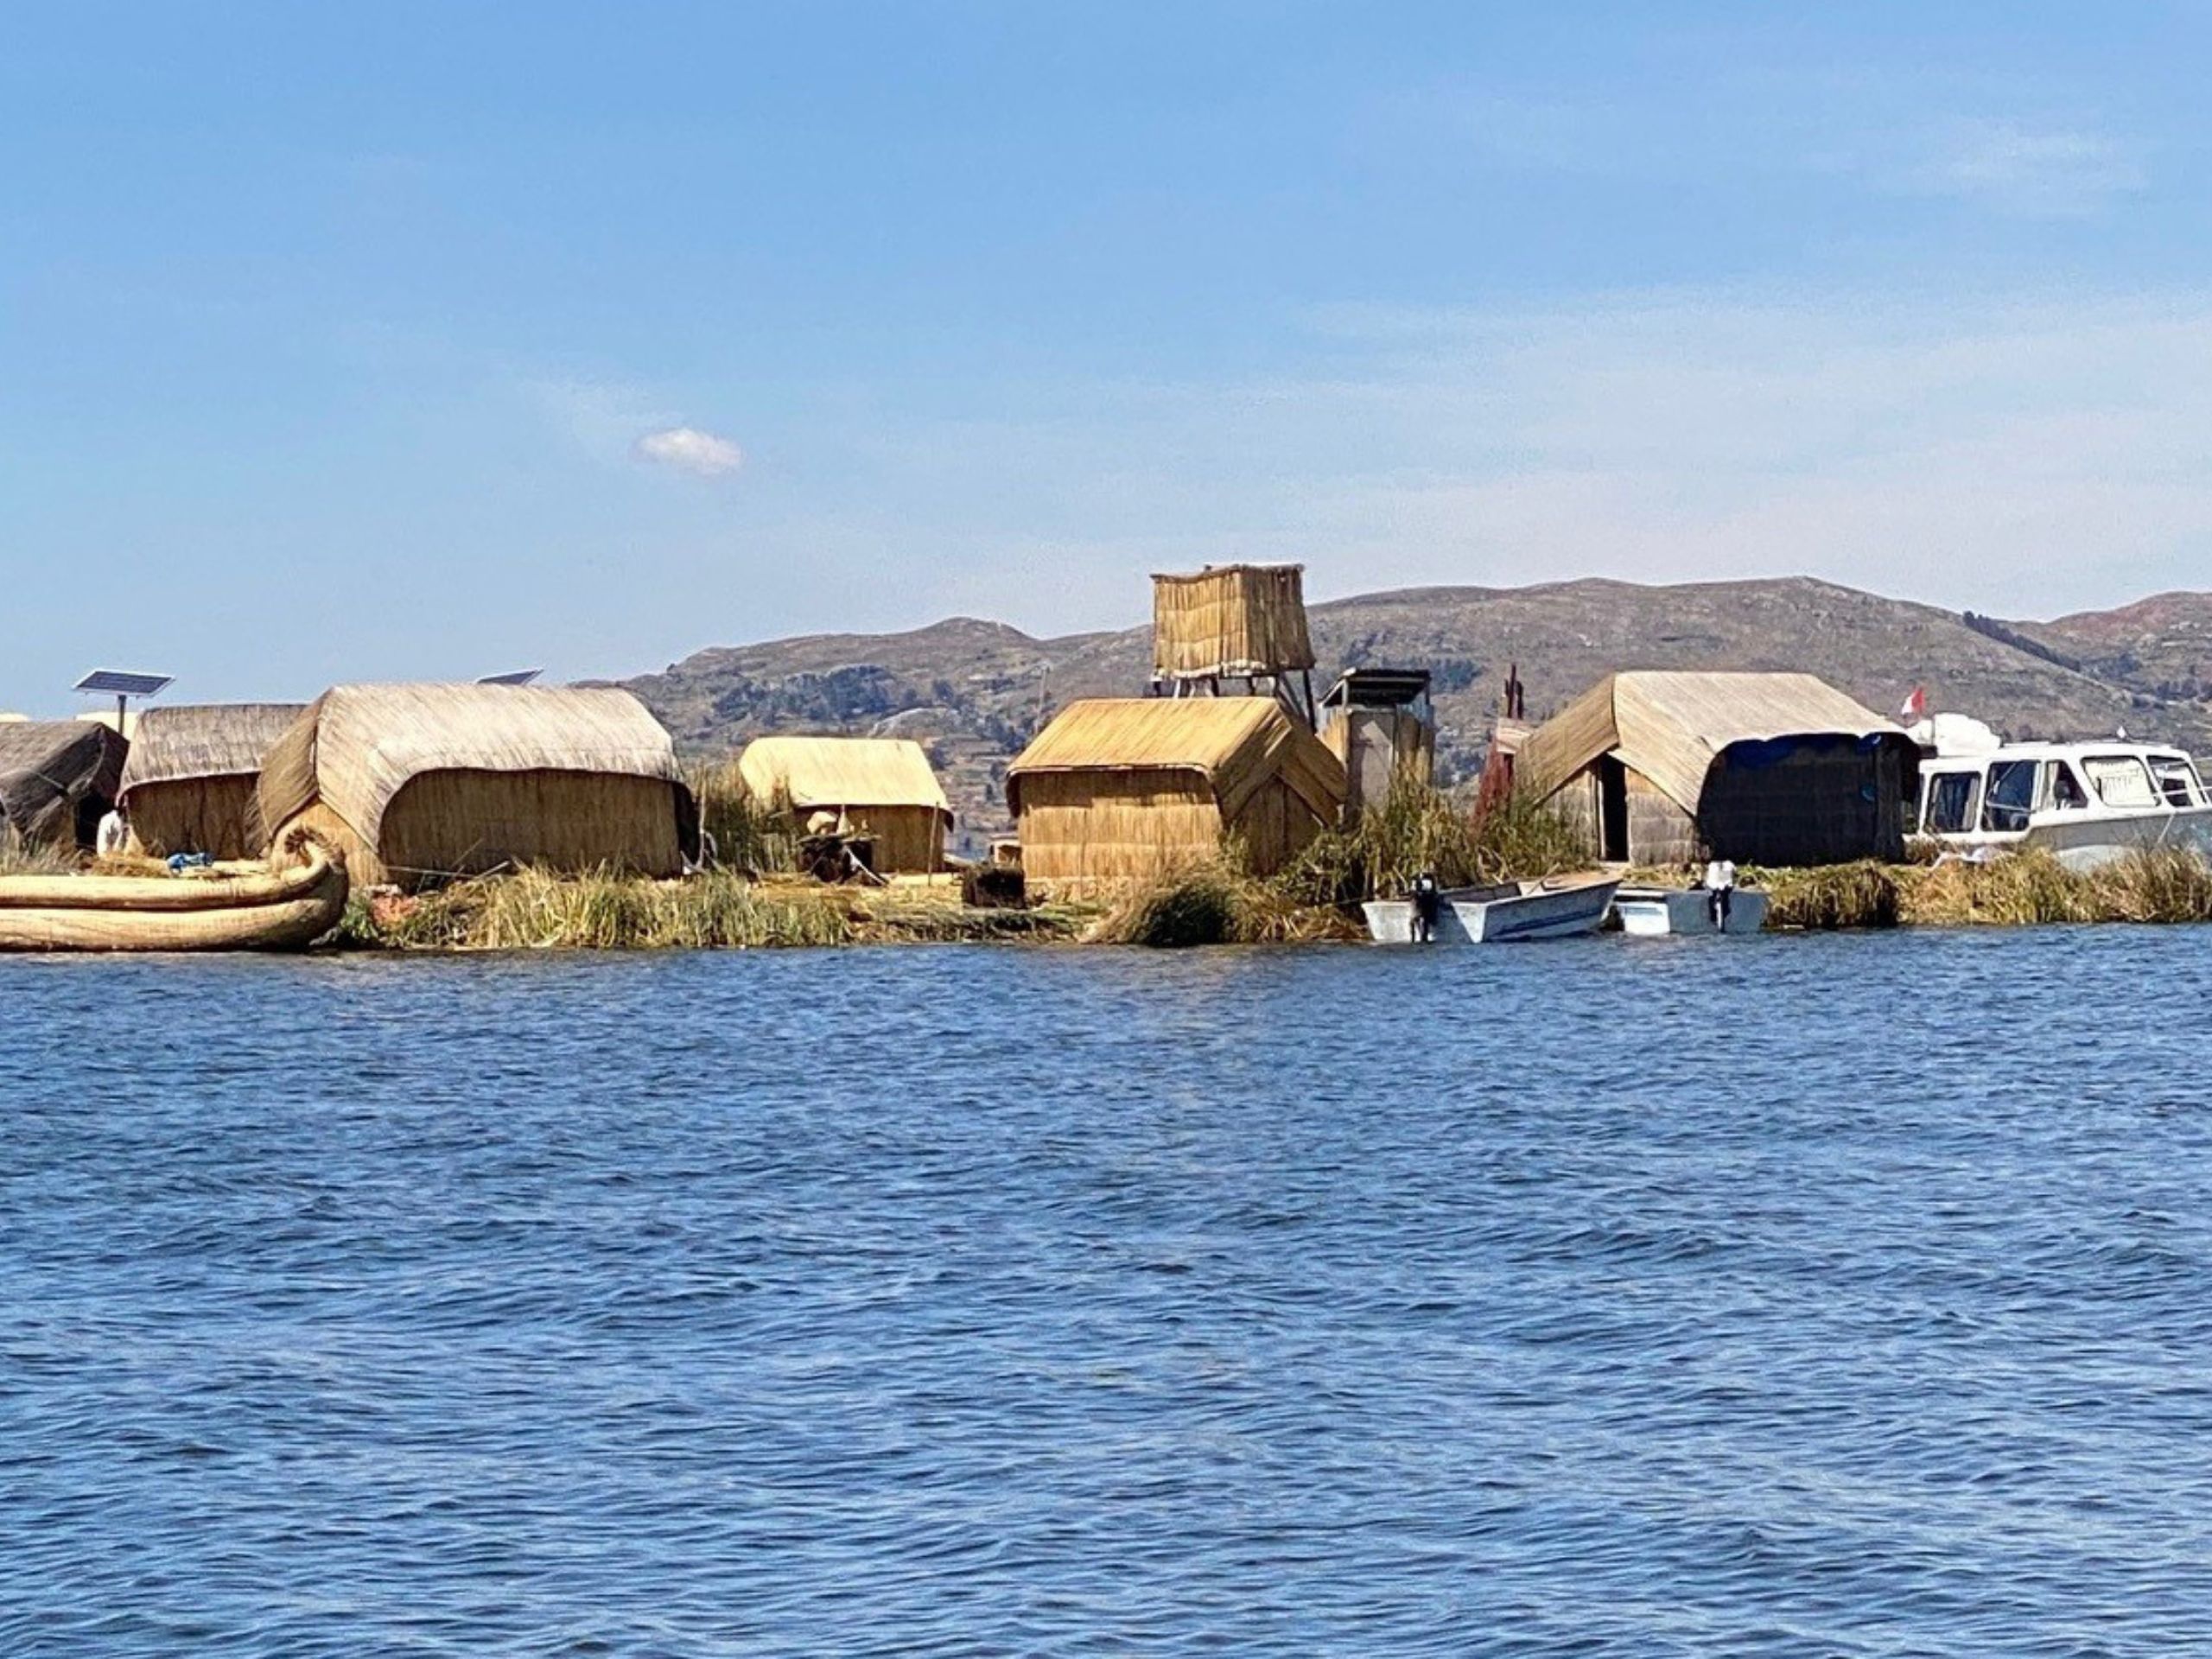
0, 833, 349, 952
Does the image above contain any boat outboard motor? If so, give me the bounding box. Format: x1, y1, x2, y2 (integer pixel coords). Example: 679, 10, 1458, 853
1411, 871, 1441, 944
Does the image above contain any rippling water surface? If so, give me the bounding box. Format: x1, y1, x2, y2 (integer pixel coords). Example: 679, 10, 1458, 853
6, 931, 2212, 1656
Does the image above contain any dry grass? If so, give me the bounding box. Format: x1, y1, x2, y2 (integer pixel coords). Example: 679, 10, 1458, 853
1755, 861, 1904, 931
688, 760, 799, 874
1758, 848, 2212, 930
336, 866, 1097, 950
0, 835, 79, 877
1277, 782, 1588, 906
1090, 856, 1361, 947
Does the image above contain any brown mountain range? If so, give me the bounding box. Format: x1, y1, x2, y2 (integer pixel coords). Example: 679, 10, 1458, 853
617, 577, 2212, 852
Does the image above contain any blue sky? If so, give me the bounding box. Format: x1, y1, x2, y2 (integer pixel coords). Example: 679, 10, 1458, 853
5, 3, 2210, 712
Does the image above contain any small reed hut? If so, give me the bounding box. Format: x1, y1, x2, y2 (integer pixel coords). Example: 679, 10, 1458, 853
1152, 563, 1318, 718
118, 702, 307, 860
1516, 671, 1918, 867
1005, 697, 1347, 884
1320, 669, 1434, 815
256, 683, 698, 889
0, 720, 128, 852
735, 735, 953, 874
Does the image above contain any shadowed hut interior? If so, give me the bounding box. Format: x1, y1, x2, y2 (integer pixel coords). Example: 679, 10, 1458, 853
1006, 696, 1347, 886
1516, 671, 1918, 868
735, 736, 953, 874
255, 683, 699, 890
0, 721, 128, 852
119, 702, 307, 859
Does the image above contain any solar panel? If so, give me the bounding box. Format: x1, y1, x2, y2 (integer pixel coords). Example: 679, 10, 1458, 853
75, 670, 174, 698
476, 669, 543, 686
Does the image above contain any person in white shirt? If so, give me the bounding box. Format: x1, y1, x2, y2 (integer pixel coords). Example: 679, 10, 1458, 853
95, 802, 130, 857
1701, 856, 1737, 931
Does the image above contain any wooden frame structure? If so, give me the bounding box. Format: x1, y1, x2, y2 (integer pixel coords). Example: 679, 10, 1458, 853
1149, 564, 1319, 726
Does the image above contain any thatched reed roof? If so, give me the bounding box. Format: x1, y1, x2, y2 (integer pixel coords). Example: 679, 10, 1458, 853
257, 683, 688, 848
0, 720, 128, 842
1517, 671, 1903, 816
120, 702, 308, 794
1006, 696, 1347, 819
1152, 563, 1315, 679
737, 736, 951, 818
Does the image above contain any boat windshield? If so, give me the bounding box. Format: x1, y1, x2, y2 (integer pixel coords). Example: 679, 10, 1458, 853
2082, 754, 2161, 810
2151, 755, 2207, 808
1981, 759, 2038, 833
1923, 771, 1979, 834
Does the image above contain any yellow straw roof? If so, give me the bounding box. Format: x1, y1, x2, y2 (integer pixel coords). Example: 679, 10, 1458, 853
736, 736, 951, 817
257, 683, 686, 848
1006, 696, 1346, 819
120, 702, 308, 794
1517, 671, 1901, 815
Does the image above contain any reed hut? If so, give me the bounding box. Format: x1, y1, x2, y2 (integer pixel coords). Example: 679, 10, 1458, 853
255, 683, 698, 889
1006, 697, 1347, 884
1516, 671, 1917, 867
735, 735, 953, 874
0, 721, 128, 851
1152, 563, 1318, 714
118, 702, 307, 859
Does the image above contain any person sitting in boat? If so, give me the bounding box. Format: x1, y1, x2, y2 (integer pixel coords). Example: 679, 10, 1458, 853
2052, 765, 2088, 810
1410, 870, 1441, 944
95, 801, 130, 858
1701, 856, 1737, 931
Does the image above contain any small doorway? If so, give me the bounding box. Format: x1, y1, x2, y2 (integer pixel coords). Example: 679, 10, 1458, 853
1598, 757, 1629, 863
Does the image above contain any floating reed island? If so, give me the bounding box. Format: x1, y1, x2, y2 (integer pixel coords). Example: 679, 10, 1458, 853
19, 559, 2212, 952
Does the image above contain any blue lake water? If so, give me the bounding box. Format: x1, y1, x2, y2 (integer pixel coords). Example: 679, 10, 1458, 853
5, 931, 2212, 1656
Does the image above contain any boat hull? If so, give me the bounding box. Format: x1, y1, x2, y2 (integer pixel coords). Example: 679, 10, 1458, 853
2022, 810, 2212, 874
1364, 877, 1621, 944
1614, 888, 1770, 937
0, 841, 348, 953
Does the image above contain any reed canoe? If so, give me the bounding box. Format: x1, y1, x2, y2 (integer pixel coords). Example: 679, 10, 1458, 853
0, 835, 347, 952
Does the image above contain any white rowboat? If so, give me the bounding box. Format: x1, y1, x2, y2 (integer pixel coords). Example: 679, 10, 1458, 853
1363, 875, 1621, 944
1612, 887, 1769, 937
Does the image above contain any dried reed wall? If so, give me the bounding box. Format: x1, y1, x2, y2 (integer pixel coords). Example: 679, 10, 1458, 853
126, 775, 264, 861
1016, 766, 1327, 886
269, 767, 688, 889
1151, 565, 1315, 679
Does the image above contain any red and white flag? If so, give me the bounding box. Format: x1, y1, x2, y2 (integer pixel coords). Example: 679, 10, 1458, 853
1898, 686, 1928, 722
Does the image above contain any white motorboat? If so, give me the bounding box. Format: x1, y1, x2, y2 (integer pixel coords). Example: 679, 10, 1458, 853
1363, 874, 1621, 944
1611, 886, 1770, 937
1913, 742, 2212, 872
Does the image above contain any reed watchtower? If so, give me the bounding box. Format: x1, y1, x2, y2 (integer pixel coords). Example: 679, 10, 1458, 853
1148, 563, 1318, 725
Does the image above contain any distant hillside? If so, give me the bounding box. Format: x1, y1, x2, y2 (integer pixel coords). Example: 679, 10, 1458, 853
2002, 593, 2212, 704
619, 577, 2212, 851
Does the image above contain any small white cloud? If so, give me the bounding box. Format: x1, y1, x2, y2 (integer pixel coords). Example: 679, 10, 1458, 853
634, 425, 745, 478
1917, 120, 2144, 217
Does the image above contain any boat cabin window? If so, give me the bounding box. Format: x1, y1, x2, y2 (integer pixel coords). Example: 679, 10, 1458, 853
2151, 756, 2206, 808
2049, 760, 2090, 810
1981, 759, 2039, 833
1923, 771, 1980, 835
2082, 754, 2159, 810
